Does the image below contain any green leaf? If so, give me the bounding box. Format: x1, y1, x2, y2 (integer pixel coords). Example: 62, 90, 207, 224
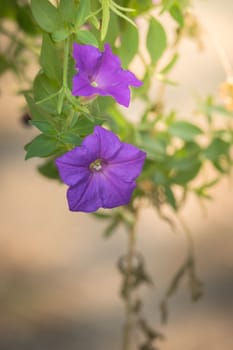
52, 28, 70, 42
24, 94, 51, 121
159, 53, 179, 75
38, 158, 60, 180
60, 132, 82, 146
146, 17, 167, 65
25, 134, 60, 159
31, 0, 61, 33
203, 138, 230, 161
75, 0, 90, 27
168, 121, 203, 141
70, 114, 95, 136
118, 22, 139, 67
31, 120, 56, 135
139, 134, 167, 161
164, 185, 177, 210
40, 33, 61, 81
76, 30, 98, 46
169, 4, 184, 27
104, 12, 119, 45
171, 163, 201, 185
101, 0, 110, 41
58, 0, 77, 23
33, 73, 60, 113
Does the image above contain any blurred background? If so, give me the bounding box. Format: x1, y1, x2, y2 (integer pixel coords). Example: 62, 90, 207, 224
0, 0, 233, 349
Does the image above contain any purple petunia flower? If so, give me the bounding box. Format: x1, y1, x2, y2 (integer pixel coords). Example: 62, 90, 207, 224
56, 126, 146, 212
72, 43, 142, 107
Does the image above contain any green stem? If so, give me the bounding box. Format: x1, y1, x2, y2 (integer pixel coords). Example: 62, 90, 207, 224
58, 36, 70, 114
122, 219, 137, 350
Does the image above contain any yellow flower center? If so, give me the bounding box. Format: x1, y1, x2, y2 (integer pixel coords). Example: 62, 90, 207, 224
90, 159, 102, 172
91, 81, 98, 87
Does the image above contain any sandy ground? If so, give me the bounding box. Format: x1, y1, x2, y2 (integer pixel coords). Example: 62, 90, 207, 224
0, 1, 233, 350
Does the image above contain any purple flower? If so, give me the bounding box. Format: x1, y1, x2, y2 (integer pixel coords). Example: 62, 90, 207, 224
72, 43, 142, 107
56, 126, 146, 212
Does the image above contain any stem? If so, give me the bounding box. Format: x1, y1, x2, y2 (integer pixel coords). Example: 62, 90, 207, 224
58, 36, 70, 114
122, 219, 137, 350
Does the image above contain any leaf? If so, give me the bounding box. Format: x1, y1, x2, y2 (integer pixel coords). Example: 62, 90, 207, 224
169, 4, 184, 27
40, 33, 61, 81
168, 121, 203, 141
31, 0, 61, 33
146, 17, 167, 65
103, 218, 120, 238
60, 132, 82, 146
101, 0, 110, 41
38, 158, 60, 180
118, 22, 139, 67
33, 73, 60, 113
164, 185, 177, 210
25, 134, 60, 159
76, 30, 98, 46
70, 114, 95, 136
171, 163, 201, 185
75, 0, 90, 27
58, 0, 77, 23
24, 94, 51, 121
159, 53, 179, 75
31, 120, 56, 135
52, 28, 70, 42
203, 138, 230, 161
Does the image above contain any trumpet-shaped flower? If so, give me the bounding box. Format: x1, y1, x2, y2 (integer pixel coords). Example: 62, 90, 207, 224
56, 126, 146, 212
72, 43, 142, 107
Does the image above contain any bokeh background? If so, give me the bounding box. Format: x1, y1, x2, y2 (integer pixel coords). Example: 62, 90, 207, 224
1, 1, 233, 349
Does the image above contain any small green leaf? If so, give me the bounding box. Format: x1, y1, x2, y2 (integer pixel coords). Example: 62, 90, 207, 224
169, 4, 184, 27
118, 22, 139, 67
164, 186, 177, 210
60, 132, 82, 146
25, 134, 60, 159
24, 94, 51, 121
75, 0, 90, 27
101, 0, 110, 41
76, 30, 98, 46
168, 121, 203, 141
58, 0, 77, 23
33, 73, 60, 113
40, 33, 61, 81
146, 17, 167, 64
52, 28, 70, 42
31, 120, 56, 135
31, 0, 61, 33
159, 53, 179, 75
203, 138, 230, 161
38, 158, 60, 180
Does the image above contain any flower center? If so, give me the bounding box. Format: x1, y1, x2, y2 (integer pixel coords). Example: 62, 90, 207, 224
90, 159, 102, 172
91, 80, 98, 87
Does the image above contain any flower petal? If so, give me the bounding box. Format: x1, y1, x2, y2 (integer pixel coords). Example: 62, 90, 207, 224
94, 126, 122, 159
118, 69, 143, 88
106, 143, 146, 182
99, 172, 136, 208
67, 174, 102, 212
105, 84, 131, 107
95, 44, 121, 86
73, 43, 102, 78
56, 146, 91, 186
72, 73, 98, 96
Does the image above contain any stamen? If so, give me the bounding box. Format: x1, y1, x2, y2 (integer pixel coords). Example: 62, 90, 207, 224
91, 81, 98, 87
90, 159, 102, 172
